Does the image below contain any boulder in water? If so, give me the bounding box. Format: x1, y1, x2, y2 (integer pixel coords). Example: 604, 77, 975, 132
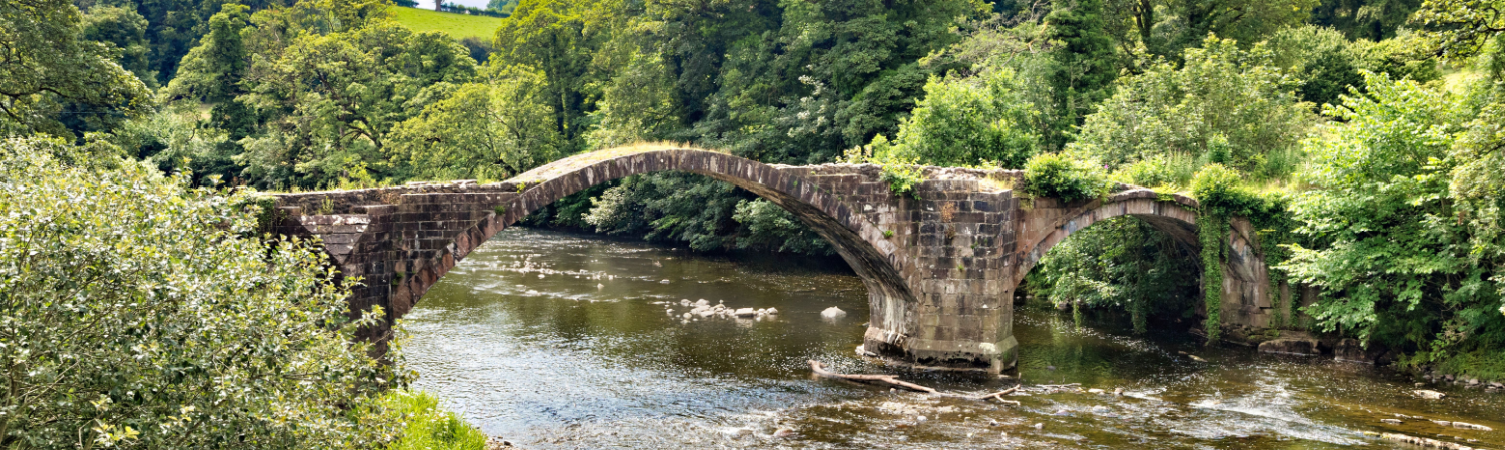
734, 308, 757, 317
1258, 338, 1321, 356
821, 307, 846, 318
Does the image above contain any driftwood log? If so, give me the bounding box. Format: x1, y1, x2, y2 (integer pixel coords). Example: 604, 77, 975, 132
807, 360, 1021, 404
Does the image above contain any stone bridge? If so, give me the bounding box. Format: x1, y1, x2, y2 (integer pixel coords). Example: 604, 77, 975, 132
272, 147, 1273, 374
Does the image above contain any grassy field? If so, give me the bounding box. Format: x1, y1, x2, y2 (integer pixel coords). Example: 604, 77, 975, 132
391, 7, 504, 41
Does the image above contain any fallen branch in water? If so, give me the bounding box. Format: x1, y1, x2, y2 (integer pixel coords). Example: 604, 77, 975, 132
974, 386, 1021, 402
807, 360, 1021, 404
808, 360, 936, 393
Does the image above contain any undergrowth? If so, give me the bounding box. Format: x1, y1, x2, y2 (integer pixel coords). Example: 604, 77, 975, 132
381, 390, 489, 450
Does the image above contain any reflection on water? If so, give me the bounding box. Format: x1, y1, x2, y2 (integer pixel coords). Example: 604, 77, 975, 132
403, 228, 1505, 449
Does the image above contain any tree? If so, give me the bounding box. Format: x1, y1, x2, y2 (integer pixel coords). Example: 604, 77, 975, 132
388, 67, 562, 181
0, 136, 402, 448
1283, 73, 1504, 365
0, 0, 152, 137
874, 68, 1043, 168
492, 0, 604, 149
81, 4, 157, 88
1071, 35, 1314, 180
1046, 0, 1122, 148
237, 21, 477, 188
1311, 0, 1424, 41
166, 3, 256, 137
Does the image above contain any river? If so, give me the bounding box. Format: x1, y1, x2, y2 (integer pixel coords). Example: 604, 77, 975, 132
401, 228, 1504, 449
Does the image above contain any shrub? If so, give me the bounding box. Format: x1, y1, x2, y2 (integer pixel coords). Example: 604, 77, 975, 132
1022, 152, 1110, 203
1072, 35, 1313, 181
879, 69, 1042, 168
1110, 153, 1197, 189
0, 136, 400, 448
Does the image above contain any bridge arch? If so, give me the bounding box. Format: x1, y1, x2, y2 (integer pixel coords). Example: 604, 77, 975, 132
419, 148, 918, 336
1008, 189, 1275, 329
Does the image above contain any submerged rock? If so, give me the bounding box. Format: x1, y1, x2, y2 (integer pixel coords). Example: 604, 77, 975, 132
1414, 390, 1447, 399
1258, 338, 1321, 356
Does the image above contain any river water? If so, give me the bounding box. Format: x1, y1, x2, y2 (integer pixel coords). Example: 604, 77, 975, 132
402, 228, 1504, 449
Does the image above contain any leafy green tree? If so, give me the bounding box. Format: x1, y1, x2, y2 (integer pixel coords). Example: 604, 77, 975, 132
388, 66, 562, 181
1283, 73, 1504, 363
166, 2, 256, 137
0, 136, 403, 448
238, 21, 477, 188
874, 68, 1042, 168
1414, 0, 1505, 318
0, 0, 152, 137
81, 4, 157, 88
1072, 35, 1313, 180
1267, 25, 1440, 107
1045, 0, 1121, 147
1311, 0, 1423, 41
492, 0, 605, 149
731, 198, 835, 255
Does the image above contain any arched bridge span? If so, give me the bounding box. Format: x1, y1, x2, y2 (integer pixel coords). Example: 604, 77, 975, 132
273, 147, 1274, 374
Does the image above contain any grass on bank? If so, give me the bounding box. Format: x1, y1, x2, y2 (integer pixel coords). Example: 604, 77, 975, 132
391, 6, 505, 40
382, 390, 490, 450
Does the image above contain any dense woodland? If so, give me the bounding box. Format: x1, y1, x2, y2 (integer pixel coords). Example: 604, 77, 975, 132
3, 0, 1505, 446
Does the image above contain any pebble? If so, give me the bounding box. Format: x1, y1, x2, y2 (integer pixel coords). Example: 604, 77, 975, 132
773, 428, 796, 438
1032, 423, 1044, 430
659, 279, 670, 284
1381, 419, 1403, 424
1113, 388, 1124, 396
765, 307, 779, 315
1087, 388, 1105, 394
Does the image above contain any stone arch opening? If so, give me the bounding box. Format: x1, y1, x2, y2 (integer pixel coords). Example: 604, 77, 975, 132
483, 149, 919, 339
1008, 190, 1274, 333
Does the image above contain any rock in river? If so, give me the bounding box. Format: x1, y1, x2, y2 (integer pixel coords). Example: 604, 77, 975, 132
734, 308, 757, 317
1258, 338, 1321, 356
1413, 390, 1447, 399
821, 307, 846, 318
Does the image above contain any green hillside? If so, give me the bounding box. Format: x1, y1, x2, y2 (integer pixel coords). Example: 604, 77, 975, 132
391, 6, 504, 41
